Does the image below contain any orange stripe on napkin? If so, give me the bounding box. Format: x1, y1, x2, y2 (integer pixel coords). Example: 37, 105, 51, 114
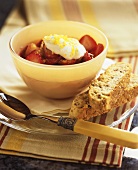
77, 0, 100, 29
89, 139, 100, 162
82, 114, 104, 163
0, 124, 4, 133
81, 136, 91, 162
0, 125, 10, 147
117, 100, 136, 166
118, 104, 127, 129
102, 142, 110, 164
117, 146, 124, 166
111, 104, 128, 166
114, 107, 120, 122
77, 0, 114, 54
110, 102, 134, 166
61, 0, 83, 22
48, 0, 66, 20
109, 144, 117, 165
134, 0, 138, 12
89, 113, 107, 163
132, 56, 138, 73
110, 104, 128, 165
124, 100, 136, 130
81, 116, 97, 162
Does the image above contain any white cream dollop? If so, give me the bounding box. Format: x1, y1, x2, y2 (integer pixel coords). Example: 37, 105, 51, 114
43, 34, 86, 60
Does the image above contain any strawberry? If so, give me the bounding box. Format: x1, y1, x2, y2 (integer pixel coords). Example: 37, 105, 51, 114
94, 43, 104, 57
25, 43, 39, 56
79, 35, 97, 52
82, 52, 92, 62
26, 50, 43, 64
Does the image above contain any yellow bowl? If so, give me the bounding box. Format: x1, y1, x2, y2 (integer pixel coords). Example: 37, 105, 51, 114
9, 21, 108, 99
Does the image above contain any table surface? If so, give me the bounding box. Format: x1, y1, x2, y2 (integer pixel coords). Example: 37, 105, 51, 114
0, 1, 138, 169
0, 154, 138, 170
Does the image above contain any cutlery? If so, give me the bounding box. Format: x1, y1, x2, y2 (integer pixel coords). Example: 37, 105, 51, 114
0, 91, 138, 148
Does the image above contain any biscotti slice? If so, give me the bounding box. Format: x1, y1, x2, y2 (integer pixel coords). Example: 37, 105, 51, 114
112, 73, 138, 108
88, 62, 132, 113
69, 73, 138, 120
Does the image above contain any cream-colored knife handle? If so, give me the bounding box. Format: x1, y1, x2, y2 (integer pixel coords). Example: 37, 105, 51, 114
74, 119, 138, 149
0, 100, 26, 120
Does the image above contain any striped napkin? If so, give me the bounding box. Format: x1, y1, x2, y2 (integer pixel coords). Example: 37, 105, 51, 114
0, 0, 138, 168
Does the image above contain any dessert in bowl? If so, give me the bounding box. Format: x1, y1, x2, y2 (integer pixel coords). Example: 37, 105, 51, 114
9, 21, 108, 99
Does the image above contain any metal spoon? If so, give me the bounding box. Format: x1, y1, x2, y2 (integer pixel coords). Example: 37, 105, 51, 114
0, 91, 138, 148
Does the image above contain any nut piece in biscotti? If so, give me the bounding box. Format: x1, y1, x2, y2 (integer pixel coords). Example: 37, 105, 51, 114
113, 73, 138, 107
69, 90, 92, 119
69, 91, 89, 119
69, 73, 138, 120
88, 62, 132, 113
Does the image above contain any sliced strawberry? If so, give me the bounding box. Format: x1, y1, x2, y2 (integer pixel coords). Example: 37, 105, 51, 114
36, 40, 43, 47
79, 35, 97, 52
20, 46, 28, 58
25, 43, 39, 56
26, 50, 43, 64
82, 52, 92, 62
94, 43, 104, 57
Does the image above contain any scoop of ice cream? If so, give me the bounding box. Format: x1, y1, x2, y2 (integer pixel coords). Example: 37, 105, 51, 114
43, 34, 86, 60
